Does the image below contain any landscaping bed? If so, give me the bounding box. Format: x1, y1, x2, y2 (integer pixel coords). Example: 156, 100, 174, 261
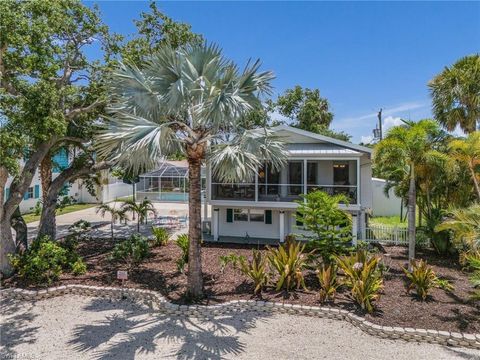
3, 239, 479, 333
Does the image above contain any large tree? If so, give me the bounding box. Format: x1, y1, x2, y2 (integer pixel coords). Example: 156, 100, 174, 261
429, 54, 480, 134
95, 44, 287, 298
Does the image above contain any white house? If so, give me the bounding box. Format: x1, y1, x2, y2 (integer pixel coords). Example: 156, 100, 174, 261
204, 125, 373, 244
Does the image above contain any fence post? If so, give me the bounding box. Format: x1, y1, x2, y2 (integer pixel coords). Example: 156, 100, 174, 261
394, 226, 398, 245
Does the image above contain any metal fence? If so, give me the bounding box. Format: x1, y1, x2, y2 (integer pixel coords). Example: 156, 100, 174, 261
360, 224, 430, 247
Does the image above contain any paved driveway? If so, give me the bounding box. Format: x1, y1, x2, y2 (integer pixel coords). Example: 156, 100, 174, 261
1, 295, 479, 360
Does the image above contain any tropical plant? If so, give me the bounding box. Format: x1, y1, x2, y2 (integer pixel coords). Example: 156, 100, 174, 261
151, 226, 170, 247
403, 259, 453, 301
219, 253, 246, 273
435, 204, 480, 251
238, 250, 269, 295
448, 132, 480, 200
71, 259, 87, 276
317, 264, 339, 303
462, 251, 480, 301
9, 236, 67, 284
429, 54, 480, 134
296, 190, 352, 264
374, 119, 445, 267
175, 234, 190, 272
111, 234, 150, 269
96, 204, 128, 240
267, 239, 308, 291
95, 43, 287, 297
121, 199, 156, 232
336, 249, 383, 313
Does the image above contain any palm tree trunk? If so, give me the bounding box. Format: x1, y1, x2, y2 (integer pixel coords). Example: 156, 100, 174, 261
408, 163, 416, 270
111, 220, 114, 240
186, 147, 204, 298
137, 215, 140, 232
468, 163, 480, 200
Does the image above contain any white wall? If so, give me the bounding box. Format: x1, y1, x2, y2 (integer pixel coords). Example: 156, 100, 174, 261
372, 178, 405, 217
360, 154, 373, 209
217, 206, 280, 239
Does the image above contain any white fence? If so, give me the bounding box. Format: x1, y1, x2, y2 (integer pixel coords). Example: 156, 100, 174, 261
360, 224, 430, 247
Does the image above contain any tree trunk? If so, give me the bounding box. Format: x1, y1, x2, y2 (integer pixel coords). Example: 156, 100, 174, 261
186, 144, 205, 299
469, 163, 480, 200
40, 155, 52, 204
11, 207, 28, 251
111, 221, 114, 240
408, 163, 416, 270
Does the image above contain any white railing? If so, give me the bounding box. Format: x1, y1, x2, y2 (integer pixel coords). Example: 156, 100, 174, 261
360, 224, 430, 247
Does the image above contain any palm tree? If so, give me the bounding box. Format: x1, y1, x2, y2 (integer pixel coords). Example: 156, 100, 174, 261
374, 119, 441, 266
429, 54, 480, 134
96, 203, 128, 240
448, 132, 480, 200
435, 203, 480, 250
121, 198, 156, 232
95, 43, 286, 298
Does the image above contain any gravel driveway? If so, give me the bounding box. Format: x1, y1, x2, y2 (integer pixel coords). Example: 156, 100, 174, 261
1, 295, 479, 360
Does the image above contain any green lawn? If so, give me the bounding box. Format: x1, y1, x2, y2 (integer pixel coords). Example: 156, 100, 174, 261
23, 203, 97, 224
370, 215, 408, 227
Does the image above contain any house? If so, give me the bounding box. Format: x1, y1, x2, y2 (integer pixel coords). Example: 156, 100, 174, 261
204, 125, 373, 244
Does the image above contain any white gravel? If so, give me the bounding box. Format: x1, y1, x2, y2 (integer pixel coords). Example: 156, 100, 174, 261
1, 295, 479, 360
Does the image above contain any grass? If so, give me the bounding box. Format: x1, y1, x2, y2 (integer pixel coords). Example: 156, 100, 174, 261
370, 212, 420, 227
23, 203, 97, 224
113, 196, 133, 202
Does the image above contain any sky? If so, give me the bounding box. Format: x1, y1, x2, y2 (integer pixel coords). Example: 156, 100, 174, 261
86, 1, 480, 143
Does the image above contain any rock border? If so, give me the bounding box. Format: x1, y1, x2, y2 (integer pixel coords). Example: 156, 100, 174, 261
1, 285, 479, 350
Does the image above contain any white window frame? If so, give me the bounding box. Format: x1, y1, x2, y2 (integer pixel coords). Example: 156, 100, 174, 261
233, 208, 266, 223
233, 208, 249, 222
249, 209, 265, 222
27, 187, 34, 199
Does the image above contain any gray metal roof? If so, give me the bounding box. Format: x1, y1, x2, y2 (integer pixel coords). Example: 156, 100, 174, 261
140, 161, 206, 178
287, 143, 360, 155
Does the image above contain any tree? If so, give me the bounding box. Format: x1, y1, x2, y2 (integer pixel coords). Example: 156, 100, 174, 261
296, 191, 352, 264
95, 44, 286, 298
448, 132, 480, 200
96, 203, 127, 240
121, 198, 156, 232
429, 54, 480, 134
374, 119, 441, 266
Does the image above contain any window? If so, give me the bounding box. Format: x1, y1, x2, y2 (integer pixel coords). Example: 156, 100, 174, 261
307, 162, 317, 185
333, 162, 349, 185
249, 209, 265, 222
233, 209, 248, 222
24, 187, 34, 200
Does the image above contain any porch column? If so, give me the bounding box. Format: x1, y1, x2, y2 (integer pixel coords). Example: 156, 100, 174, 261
279, 210, 285, 243
213, 208, 219, 241
351, 214, 358, 246
303, 159, 307, 195
359, 210, 366, 240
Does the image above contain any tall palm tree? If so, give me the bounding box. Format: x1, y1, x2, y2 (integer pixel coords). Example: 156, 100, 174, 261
374, 119, 441, 266
121, 198, 156, 232
95, 43, 287, 298
448, 131, 480, 200
96, 203, 128, 240
429, 54, 480, 134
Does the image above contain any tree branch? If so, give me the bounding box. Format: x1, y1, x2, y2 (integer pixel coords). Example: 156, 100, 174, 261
65, 99, 104, 120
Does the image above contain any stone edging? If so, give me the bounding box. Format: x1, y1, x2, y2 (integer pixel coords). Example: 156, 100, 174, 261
1, 285, 479, 350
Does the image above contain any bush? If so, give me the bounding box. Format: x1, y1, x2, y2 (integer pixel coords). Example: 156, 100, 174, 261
71, 259, 87, 275
336, 249, 383, 313
111, 234, 150, 269
462, 251, 480, 301
9, 236, 67, 284
403, 259, 453, 301
238, 250, 269, 294
175, 234, 189, 272
151, 227, 170, 247
317, 264, 338, 303
267, 239, 308, 291
219, 253, 246, 273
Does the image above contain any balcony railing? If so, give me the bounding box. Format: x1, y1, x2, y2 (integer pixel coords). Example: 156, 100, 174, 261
211, 183, 358, 203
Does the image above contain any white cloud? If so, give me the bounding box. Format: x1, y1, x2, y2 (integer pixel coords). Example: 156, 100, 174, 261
361, 135, 374, 144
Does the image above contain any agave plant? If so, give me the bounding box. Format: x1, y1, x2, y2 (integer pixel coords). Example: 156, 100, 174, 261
336, 249, 383, 313
267, 239, 308, 291
238, 250, 269, 295
95, 43, 287, 298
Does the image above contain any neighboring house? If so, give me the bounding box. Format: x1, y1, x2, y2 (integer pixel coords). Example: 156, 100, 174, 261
205, 125, 373, 244
4, 150, 131, 214
372, 177, 406, 217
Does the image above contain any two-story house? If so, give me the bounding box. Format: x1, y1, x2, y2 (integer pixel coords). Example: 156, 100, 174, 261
204, 125, 373, 244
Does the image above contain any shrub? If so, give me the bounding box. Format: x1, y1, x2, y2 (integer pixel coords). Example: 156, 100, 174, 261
403, 259, 453, 301
317, 264, 338, 303
336, 249, 383, 313
460, 251, 480, 301
175, 234, 189, 272
238, 250, 269, 294
71, 259, 87, 275
9, 236, 67, 284
296, 191, 352, 264
267, 239, 308, 291
151, 227, 170, 247
111, 234, 150, 269
219, 253, 246, 273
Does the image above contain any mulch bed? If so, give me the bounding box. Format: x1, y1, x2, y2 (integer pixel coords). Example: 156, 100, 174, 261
4, 239, 479, 333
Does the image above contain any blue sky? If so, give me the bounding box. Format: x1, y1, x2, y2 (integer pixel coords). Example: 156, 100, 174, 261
87, 1, 480, 143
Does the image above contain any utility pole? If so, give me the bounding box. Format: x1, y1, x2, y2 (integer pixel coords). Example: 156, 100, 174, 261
377, 108, 383, 141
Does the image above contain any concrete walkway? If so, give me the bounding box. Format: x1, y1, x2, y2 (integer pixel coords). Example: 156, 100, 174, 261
1, 295, 479, 360
27, 202, 210, 240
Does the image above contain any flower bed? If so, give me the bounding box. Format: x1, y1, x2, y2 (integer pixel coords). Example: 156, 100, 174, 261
3, 239, 479, 334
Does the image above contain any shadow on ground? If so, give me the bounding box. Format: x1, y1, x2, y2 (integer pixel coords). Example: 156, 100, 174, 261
68, 297, 269, 360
